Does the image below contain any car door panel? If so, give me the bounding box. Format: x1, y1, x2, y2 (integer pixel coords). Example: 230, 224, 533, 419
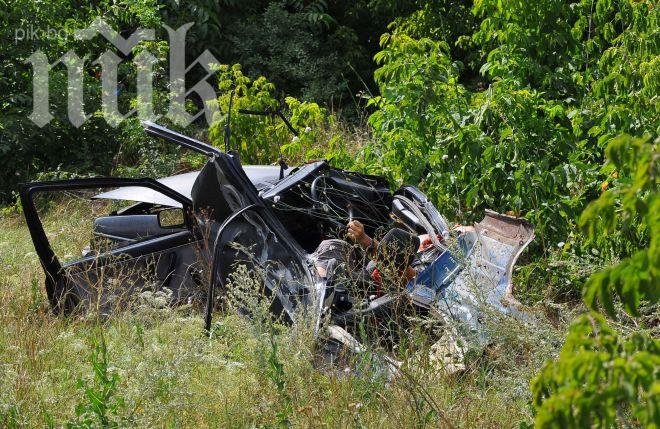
19, 178, 200, 314
192, 155, 316, 328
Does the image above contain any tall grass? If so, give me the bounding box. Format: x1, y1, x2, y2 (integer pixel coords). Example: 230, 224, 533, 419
0, 202, 569, 428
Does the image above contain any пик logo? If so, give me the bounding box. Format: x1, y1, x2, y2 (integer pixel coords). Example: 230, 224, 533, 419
25, 19, 219, 128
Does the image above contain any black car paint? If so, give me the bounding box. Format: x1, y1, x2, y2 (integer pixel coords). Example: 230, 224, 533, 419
19, 177, 194, 314
19, 123, 534, 357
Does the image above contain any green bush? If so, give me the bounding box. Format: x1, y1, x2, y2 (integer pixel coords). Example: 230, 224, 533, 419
208, 64, 354, 167
0, 0, 170, 202
365, 0, 658, 251
532, 135, 658, 428
365, 33, 598, 246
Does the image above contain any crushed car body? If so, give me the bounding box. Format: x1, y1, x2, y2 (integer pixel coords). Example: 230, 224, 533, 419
20, 121, 534, 370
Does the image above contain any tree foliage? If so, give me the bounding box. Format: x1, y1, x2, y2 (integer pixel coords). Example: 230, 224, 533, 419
1, 1, 659, 426
0, 0, 173, 202
366, 32, 599, 243
530, 135, 658, 428
160, 0, 395, 106
208, 64, 347, 166
532, 312, 659, 428
364, 4, 658, 425
0, 0, 396, 203
365, 0, 658, 250
580, 135, 658, 317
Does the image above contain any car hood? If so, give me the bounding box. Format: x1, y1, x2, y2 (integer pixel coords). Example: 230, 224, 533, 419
93, 165, 287, 207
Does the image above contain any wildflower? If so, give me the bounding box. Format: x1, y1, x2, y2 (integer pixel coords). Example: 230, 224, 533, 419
304, 126, 311, 133
557, 241, 565, 248
292, 136, 299, 142
442, 154, 449, 161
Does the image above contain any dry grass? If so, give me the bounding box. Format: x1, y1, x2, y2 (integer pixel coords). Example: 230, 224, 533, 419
0, 206, 567, 428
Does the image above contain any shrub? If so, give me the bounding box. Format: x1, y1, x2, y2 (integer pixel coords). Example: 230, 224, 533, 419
208, 64, 355, 167
532, 135, 659, 427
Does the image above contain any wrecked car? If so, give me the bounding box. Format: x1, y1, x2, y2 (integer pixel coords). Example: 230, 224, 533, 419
20, 121, 534, 369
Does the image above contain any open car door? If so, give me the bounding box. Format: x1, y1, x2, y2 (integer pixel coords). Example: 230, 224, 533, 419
191, 153, 318, 331
20, 178, 201, 315
140, 122, 318, 330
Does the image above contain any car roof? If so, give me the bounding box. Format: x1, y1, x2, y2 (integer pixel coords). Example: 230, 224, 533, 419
93, 165, 285, 207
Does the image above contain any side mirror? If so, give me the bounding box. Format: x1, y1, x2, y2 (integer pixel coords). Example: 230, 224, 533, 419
158, 208, 185, 228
